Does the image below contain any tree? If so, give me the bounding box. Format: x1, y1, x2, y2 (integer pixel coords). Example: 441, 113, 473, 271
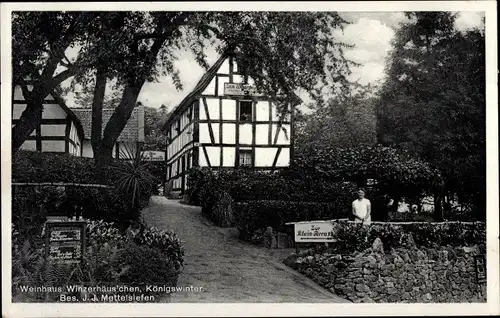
73, 87, 122, 109
14, 12, 354, 166
143, 106, 170, 151
11, 12, 99, 151
295, 82, 378, 152
86, 11, 355, 166
376, 12, 485, 219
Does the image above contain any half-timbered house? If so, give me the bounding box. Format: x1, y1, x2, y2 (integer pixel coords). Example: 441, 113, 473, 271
12, 85, 85, 155
162, 52, 300, 195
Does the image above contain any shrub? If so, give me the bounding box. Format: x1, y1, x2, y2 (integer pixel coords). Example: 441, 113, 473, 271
74, 240, 128, 286
128, 224, 185, 273
235, 200, 350, 241
329, 220, 486, 254
117, 243, 178, 287
85, 220, 185, 274
109, 145, 156, 213
11, 240, 46, 301
12, 220, 185, 302
11, 187, 46, 248
86, 220, 126, 247
210, 191, 235, 227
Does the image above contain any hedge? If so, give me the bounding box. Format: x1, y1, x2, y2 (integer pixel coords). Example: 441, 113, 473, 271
188, 167, 358, 204
328, 220, 486, 254
12, 151, 153, 229
234, 200, 350, 240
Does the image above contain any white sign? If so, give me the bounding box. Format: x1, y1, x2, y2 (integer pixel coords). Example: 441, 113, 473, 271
224, 83, 264, 97
292, 221, 335, 243
141, 151, 165, 162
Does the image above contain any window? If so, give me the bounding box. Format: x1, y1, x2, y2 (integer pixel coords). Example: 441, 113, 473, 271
239, 150, 252, 167
239, 100, 253, 122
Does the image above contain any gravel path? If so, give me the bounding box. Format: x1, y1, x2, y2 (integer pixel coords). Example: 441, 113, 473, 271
142, 196, 349, 303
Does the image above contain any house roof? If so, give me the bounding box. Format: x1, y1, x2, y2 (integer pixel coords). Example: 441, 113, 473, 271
71, 107, 145, 142
161, 51, 303, 132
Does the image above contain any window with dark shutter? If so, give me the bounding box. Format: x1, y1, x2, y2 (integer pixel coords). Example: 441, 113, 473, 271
239, 100, 252, 122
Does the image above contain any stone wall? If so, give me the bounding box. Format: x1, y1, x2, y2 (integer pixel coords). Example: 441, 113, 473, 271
284, 237, 486, 303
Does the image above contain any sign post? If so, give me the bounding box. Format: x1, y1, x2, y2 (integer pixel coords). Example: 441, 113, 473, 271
223, 83, 264, 97
140, 151, 165, 162
45, 220, 86, 264
286, 220, 348, 254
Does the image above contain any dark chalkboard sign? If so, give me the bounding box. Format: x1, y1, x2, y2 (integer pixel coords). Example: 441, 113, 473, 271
45, 221, 86, 264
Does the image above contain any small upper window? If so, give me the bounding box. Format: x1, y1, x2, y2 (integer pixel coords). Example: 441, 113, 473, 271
239, 101, 252, 122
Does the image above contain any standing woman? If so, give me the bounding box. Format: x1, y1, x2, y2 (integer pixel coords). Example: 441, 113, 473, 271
352, 188, 372, 224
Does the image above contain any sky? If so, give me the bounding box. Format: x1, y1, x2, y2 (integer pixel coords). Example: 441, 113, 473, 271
62, 11, 485, 110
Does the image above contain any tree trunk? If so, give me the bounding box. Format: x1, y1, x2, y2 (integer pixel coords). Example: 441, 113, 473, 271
12, 100, 43, 152
91, 64, 108, 167
93, 23, 173, 166
91, 66, 107, 148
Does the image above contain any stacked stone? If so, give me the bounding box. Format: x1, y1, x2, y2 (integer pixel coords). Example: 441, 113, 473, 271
284, 234, 486, 303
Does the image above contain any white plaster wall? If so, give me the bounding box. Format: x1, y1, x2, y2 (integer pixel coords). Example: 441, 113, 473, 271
221, 124, 236, 144
271, 124, 291, 145
82, 140, 93, 158
256, 101, 269, 121
275, 147, 290, 167
12, 104, 26, 119
40, 124, 65, 136
13, 86, 24, 99
219, 58, 230, 74
255, 124, 269, 145
239, 124, 252, 144
233, 75, 244, 84
222, 147, 235, 167
42, 104, 66, 119
218, 77, 230, 96
222, 99, 236, 120
20, 140, 36, 151
203, 78, 216, 96
254, 148, 277, 167
42, 140, 65, 152
206, 98, 220, 120
205, 146, 220, 167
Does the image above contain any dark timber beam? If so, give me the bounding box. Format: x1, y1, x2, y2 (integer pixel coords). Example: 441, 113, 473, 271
202, 145, 212, 168
202, 97, 216, 144
219, 98, 223, 166
272, 146, 283, 170
64, 117, 71, 153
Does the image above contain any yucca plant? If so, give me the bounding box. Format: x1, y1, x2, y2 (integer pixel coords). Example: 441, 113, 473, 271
108, 143, 156, 213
